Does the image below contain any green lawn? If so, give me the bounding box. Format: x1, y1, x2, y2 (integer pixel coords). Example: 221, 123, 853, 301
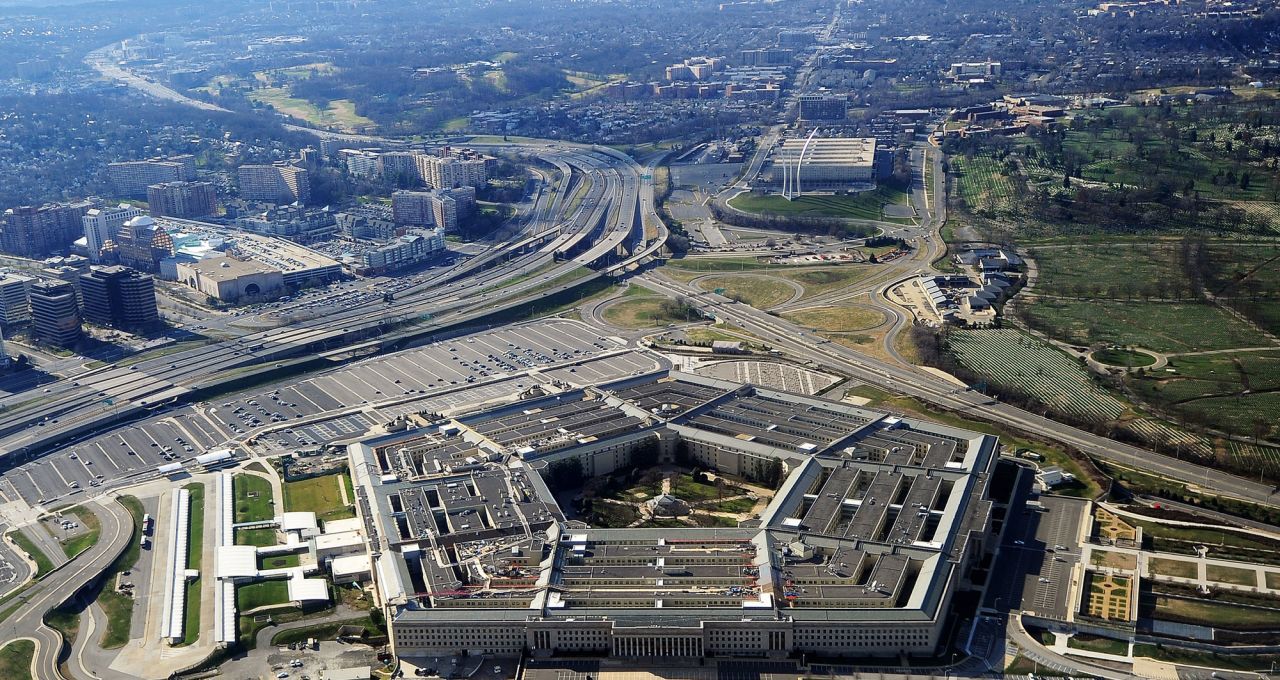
1127, 350, 1280, 440
729, 186, 909, 222
602, 297, 699, 329
282, 472, 355, 522
8, 531, 53, 578
1148, 557, 1198, 579
1066, 634, 1129, 656
1132, 644, 1280, 672
236, 527, 279, 547
1092, 347, 1157, 367
0, 640, 34, 680
1150, 594, 1280, 629
94, 496, 146, 649
178, 483, 205, 646
1023, 299, 1271, 353
59, 506, 101, 559
783, 306, 885, 332
258, 553, 301, 570
237, 580, 292, 611
234, 474, 275, 523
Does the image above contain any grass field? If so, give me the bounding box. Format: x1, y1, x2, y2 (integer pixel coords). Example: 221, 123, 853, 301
729, 186, 909, 221
236, 527, 278, 548
602, 296, 699, 329
696, 275, 794, 308
1206, 564, 1258, 586
179, 483, 205, 646
1066, 634, 1129, 656
1030, 243, 1188, 298
60, 506, 101, 559
782, 266, 874, 299
1128, 350, 1280, 441
247, 88, 374, 131
782, 306, 885, 332
259, 553, 301, 570
1023, 299, 1270, 353
1092, 347, 1157, 367
237, 580, 291, 611
94, 496, 146, 649
1148, 557, 1198, 579
0, 640, 33, 680
234, 474, 275, 523
270, 614, 384, 646
8, 531, 52, 578
282, 472, 355, 522
952, 153, 1018, 215
1149, 594, 1279, 628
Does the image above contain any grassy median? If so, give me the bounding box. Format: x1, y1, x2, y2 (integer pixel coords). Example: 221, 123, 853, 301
93, 496, 146, 648
178, 483, 205, 646
7, 531, 53, 578
0, 640, 34, 680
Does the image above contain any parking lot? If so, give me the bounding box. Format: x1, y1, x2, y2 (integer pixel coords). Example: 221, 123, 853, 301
1, 320, 659, 508
983, 468, 1089, 621
693, 361, 838, 395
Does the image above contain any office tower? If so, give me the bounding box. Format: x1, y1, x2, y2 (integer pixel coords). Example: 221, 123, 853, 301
441, 185, 477, 218
29, 279, 82, 347
147, 181, 218, 219
80, 265, 158, 329
378, 151, 423, 182
83, 204, 145, 262
0, 273, 34, 325
430, 193, 458, 232
798, 94, 848, 121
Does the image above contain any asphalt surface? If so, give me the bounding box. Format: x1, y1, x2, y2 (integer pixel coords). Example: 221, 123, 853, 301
637, 271, 1280, 512
0, 496, 134, 680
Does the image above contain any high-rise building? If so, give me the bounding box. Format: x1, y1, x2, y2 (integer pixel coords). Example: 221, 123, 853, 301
147, 181, 218, 219
798, 94, 847, 121
431, 193, 458, 232
0, 273, 34, 326
28, 279, 82, 347
340, 149, 381, 178
442, 185, 477, 218
415, 155, 487, 189
1, 201, 94, 258
83, 204, 145, 262
107, 155, 196, 197
80, 265, 158, 329
391, 190, 435, 227
378, 151, 423, 182
359, 229, 445, 274
113, 215, 175, 272
237, 163, 311, 204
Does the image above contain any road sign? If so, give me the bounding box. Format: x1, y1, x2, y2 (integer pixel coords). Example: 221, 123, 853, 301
641, 174, 652, 180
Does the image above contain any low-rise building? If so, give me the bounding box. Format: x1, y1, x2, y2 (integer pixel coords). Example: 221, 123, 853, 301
176, 256, 285, 303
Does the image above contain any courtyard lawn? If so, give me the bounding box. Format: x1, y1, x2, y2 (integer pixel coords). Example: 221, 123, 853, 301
282, 472, 356, 522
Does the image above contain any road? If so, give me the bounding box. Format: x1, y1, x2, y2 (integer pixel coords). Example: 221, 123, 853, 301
636, 272, 1280, 511
0, 496, 133, 680
0, 140, 656, 465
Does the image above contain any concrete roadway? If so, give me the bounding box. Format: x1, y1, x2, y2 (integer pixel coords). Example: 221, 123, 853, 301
636, 272, 1280, 512
0, 495, 133, 680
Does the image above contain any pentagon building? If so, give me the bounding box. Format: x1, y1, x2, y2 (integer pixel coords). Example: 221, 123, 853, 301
348, 369, 998, 660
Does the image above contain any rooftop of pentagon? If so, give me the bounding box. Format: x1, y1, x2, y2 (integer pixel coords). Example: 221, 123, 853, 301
348, 369, 997, 625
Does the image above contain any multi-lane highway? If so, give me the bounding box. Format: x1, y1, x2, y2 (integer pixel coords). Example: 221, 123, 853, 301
0, 141, 661, 465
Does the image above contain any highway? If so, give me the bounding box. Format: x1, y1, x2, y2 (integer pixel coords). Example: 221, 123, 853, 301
637, 272, 1280, 510
1, 497, 134, 680
0, 140, 661, 470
